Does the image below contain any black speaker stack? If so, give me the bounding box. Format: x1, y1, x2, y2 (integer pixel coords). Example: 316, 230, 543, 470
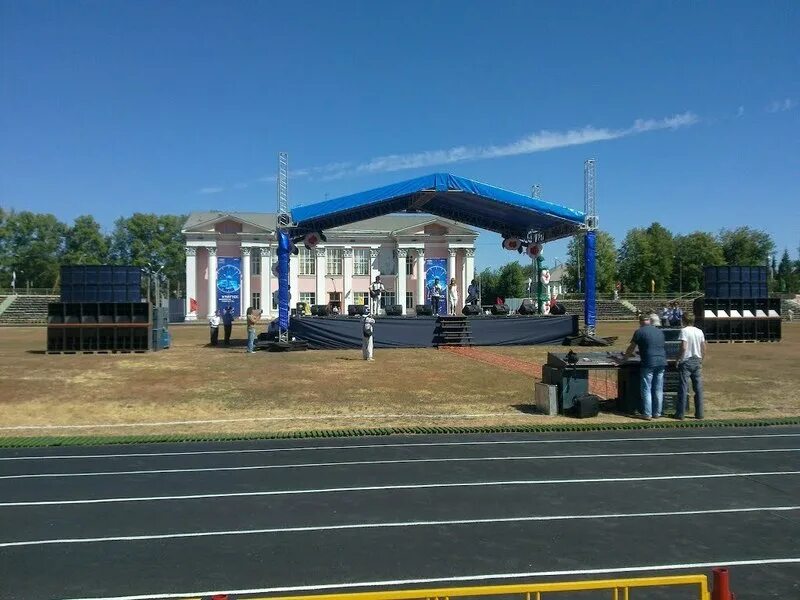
384, 304, 403, 316
462, 304, 481, 316
48, 265, 152, 353
415, 304, 433, 316
695, 266, 780, 342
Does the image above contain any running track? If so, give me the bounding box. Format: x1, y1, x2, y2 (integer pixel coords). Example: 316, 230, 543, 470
1, 427, 799, 599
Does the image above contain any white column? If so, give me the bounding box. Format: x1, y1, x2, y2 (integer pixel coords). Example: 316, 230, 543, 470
206, 247, 217, 318
464, 248, 475, 305
289, 252, 299, 308
396, 248, 408, 315
343, 248, 353, 309
315, 248, 326, 307
260, 247, 271, 319
241, 246, 251, 317
185, 247, 197, 321
448, 247, 457, 285
416, 248, 425, 310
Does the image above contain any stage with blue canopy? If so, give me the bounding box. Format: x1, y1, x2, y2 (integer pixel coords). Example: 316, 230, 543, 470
274, 172, 596, 345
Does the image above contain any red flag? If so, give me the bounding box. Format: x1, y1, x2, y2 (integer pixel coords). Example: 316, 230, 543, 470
189, 298, 198, 312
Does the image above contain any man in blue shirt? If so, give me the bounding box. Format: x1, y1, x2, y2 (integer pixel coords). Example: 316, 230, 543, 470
222, 305, 235, 346
623, 314, 668, 420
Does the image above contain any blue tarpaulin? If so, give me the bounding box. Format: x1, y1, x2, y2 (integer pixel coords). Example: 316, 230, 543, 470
291, 173, 585, 242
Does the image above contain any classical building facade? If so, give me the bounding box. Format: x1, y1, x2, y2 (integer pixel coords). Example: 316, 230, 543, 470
182, 212, 478, 320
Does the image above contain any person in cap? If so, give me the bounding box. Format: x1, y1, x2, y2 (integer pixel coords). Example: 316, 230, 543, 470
361, 307, 376, 361
623, 313, 667, 420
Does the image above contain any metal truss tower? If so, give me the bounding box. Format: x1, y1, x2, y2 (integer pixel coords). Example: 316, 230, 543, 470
584, 159, 597, 230
277, 152, 290, 229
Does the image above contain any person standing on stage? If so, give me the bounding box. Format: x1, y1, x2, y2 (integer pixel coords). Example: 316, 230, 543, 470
670, 302, 684, 328
676, 314, 707, 420
361, 308, 375, 361
430, 277, 443, 314
222, 305, 234, 346
447, 277, 459, 315
623, 313, 667, 420
208, 310, 220, 346
369, 275, 385, 316
467, 279, 479, 306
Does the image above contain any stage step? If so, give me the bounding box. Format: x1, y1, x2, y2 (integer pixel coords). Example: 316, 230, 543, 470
435, 316, 473, 347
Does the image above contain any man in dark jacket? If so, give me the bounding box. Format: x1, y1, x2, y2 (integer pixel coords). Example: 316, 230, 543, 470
623, 314, 667, 420
222, 305, 234, 346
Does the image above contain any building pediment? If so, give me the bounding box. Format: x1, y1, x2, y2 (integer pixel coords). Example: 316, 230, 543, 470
183, 212, 275, 235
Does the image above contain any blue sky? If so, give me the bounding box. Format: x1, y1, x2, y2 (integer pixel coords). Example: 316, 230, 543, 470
1, 1, 798, 269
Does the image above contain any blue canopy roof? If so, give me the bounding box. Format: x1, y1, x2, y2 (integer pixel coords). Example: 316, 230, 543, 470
290, 173, 585, 242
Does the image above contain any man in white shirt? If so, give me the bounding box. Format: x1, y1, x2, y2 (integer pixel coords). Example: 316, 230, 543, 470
208, 311, 221, 346
676, 314, 707, 419
369, 276, 385, 316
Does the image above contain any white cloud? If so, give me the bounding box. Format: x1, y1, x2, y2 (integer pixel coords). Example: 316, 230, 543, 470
736, 106, 745, 117
320, 111, 699, 178
204, 111, 699, 190
233, 182, 249, 190
767, 98, 796, 113
198, 187, 224, 195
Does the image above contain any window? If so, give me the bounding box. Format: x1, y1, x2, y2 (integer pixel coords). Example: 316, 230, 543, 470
406, 291, 414, 309
327, 248, 343, 275
382, 291, 396, 308
299, 292, 316, 306
353, 248, 370, 276
272, 290, 278, 310
329, 292, 342, 309
251, 292, 261, 310
251, 252, 261, 275
354, 292, 369, 306
299, 247, 315, 275
406, 253, 414, 276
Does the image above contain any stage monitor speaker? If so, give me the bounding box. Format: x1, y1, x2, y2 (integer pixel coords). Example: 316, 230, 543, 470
314, 304, 330, 316
518, 300, 536, 315
573, 394, 600, 418
462, 304, 480, 316
348, 304, 367, 317
491, 304, 509, 315
385, 304, 403, 316
309, 305, 319, 316
415, 304, 433, 316
550, 303, 566, 315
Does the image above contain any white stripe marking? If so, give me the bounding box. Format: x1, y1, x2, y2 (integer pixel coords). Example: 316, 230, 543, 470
4, 432, 799, 462
57, 558, 800, 600
4, 448, 798, 480
3, 470, 798, 507
4, 505, 797, 548
0, 413, 519, 431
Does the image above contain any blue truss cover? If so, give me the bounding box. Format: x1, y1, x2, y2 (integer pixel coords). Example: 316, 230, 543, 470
290, 173, 585, 241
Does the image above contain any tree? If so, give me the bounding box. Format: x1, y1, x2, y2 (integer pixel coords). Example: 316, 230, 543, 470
719, 227, 775, 266
109, 214, 186, 296
497, 262, 528, 298
617, 223, 674, 293
776, 248, 797, 293
476, 267, 499, 304
672, 232, 725, 293
0, 211, 66, 289
63, 215, 109, 265
563, 231, 616, 293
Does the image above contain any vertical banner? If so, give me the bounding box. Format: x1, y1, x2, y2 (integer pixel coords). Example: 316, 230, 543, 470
424, 258, 448, 315
584, 230, 597, 331
277, 230, 291, 332
216, 257, 242, 318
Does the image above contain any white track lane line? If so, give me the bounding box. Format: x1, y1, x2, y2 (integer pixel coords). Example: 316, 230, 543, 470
57, 558, 800, 600
3, 505, 797, 548
4, 432, 800, 462
4, 448, 798, 480
3, 470, 798, 507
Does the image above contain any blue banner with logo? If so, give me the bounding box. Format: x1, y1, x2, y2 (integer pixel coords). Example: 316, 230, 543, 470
424, 258, 448, 315
216, 257, 242, 317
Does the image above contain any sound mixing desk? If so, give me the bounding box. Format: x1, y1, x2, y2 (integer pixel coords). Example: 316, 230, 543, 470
542, 351, 680, 415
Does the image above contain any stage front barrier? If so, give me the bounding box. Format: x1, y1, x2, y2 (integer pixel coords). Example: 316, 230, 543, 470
241, 575, 712, 600
289, 315, 578, 349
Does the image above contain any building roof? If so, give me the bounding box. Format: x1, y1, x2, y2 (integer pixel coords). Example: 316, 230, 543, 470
183, 211, 477, 236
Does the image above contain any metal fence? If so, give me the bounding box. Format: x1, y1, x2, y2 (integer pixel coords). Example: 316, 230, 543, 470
246, 575, 712, 600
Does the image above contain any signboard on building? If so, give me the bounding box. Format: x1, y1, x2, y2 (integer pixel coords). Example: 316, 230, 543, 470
216, 257, 242, 317
424, 258, 448, 315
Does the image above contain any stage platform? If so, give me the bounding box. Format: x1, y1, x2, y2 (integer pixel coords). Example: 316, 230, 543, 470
289, 314, 578, 349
